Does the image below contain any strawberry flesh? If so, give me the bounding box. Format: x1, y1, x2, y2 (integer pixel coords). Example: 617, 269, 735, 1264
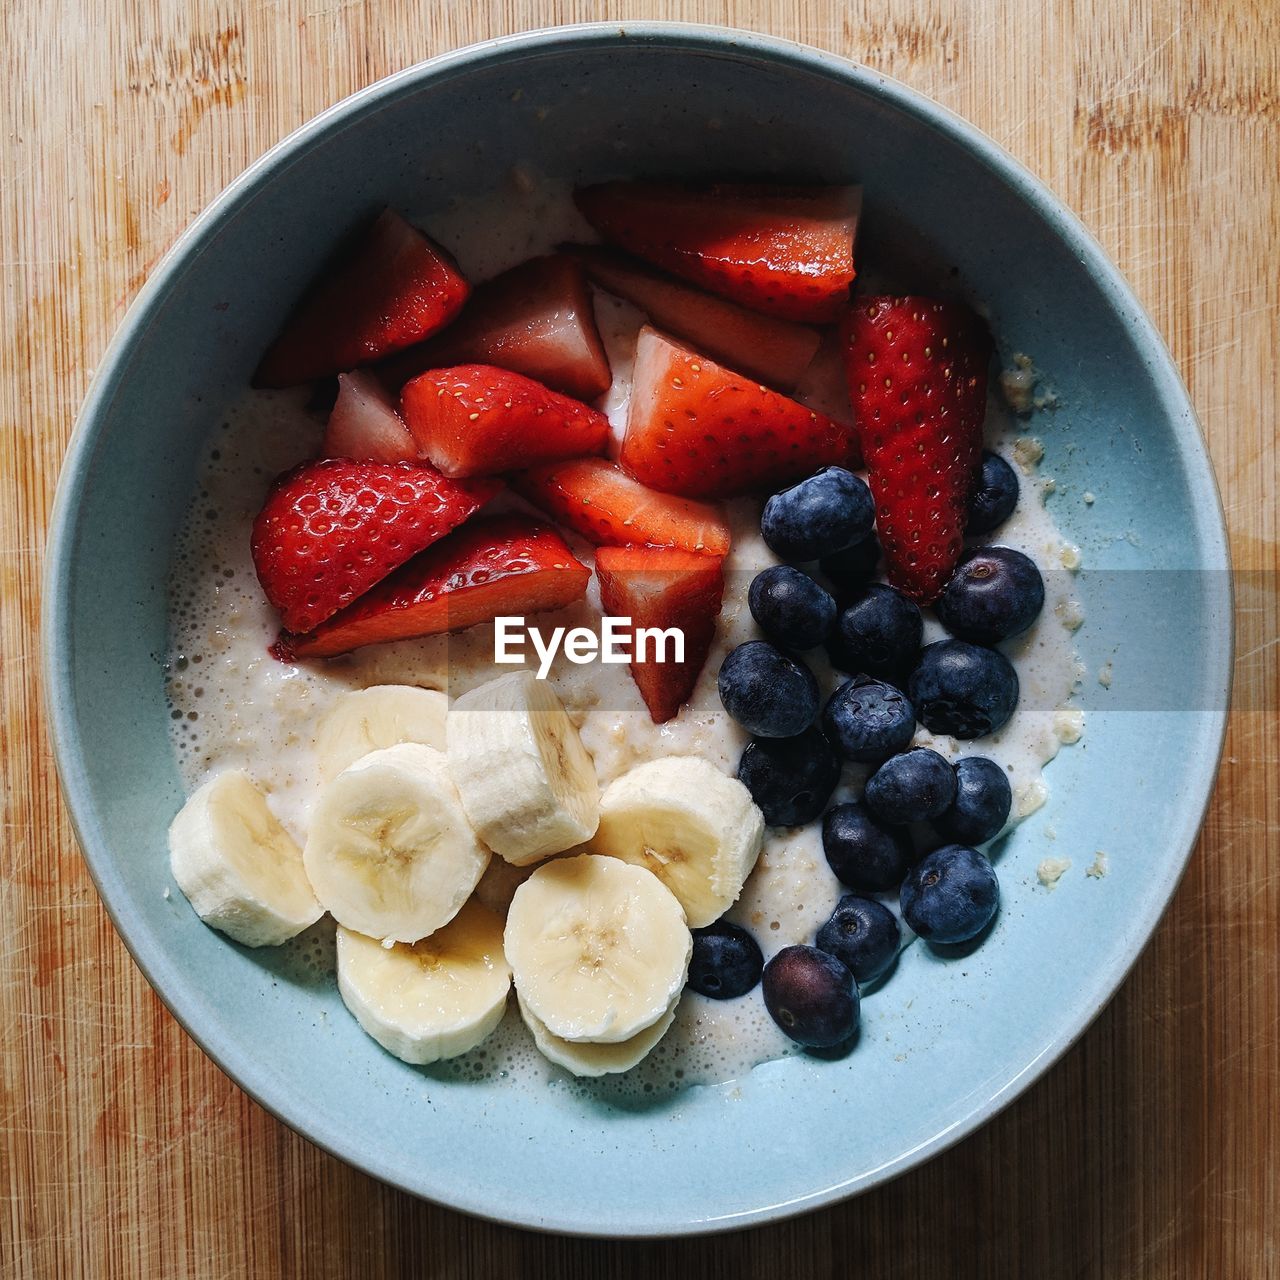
275, 515, 590, 659
400, 363, 610, 478
622, 327, 855, 499
841, 296, 991, 603
595, 546, 725, 723
250, 459, 500, 633
514, 458, 731, 557
321, 371, 418, 462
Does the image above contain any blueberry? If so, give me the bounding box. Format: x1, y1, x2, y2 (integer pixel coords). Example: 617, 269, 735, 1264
822, 801, 913, 892
761, 945, 859, 1048
935, 756, 1012, 844
820, 532, 881, 591
827, 583, 922, 681
900, 844, 999, 944
718, 640, 818, 737
909, 640, 1018, 740
864, 747, 957, 825
687, 921, 764, 999
822, 675, 916, 763
936, 546, 1045, 644
761, 467, 875, 561
815, 895, 900, 985
967, 450, 1019, 534
737, 727, 841, 827
748, 565, 836, 651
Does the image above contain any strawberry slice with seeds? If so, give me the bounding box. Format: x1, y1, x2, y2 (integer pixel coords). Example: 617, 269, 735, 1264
321, 371, 418, 462
595, 546, 725, 723
400, 364, 610, 478
575, 183, 861, 323
563, 244, 820, 390
275, 515, 590, 660
380, 255, 612, 401
841, 296, 992, 603
621, 327, 855, 499
513, 458, 731, 557
251, 459, 500, 633
254, 210, 470, 388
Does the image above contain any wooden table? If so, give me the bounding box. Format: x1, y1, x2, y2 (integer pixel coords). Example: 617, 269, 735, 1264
3, 2, 1276, 1275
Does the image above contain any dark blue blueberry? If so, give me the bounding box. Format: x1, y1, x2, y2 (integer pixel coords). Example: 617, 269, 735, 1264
820, 532, 881, 591
822, 801, 913, 892
815, 895, 900, 985
718, 640, 818, 738
827, 583, 922, 681
687, 921, 764, 1000
748, 565, 836, 651
865, 747, 958, 825
967, 450, 1019, 534
900, 844, 999, 944
761, 467, 875, 561
935, 756, 1013, 844
822, 675, 916, 763
737, 727, 841, 827
909, 640, 1019, 740
761, 945, 859, 1048
936, 546, 1045, 644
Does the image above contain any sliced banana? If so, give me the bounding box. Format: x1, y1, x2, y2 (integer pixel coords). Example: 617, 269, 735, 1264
447, 671, 599, 866
588, 757, 765, 928
336, 900, 511, 1065
303, 743, 489, 943
316, 685, 449, 782
168, 770, 322, 947
505, 853, 691, 1044
519, 992, 677, 1078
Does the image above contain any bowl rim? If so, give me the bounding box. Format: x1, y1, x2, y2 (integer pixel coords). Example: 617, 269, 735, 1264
42, 20, 1234, 1237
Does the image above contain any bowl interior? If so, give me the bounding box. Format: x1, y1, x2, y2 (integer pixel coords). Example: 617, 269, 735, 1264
46, 26, 1230, 1235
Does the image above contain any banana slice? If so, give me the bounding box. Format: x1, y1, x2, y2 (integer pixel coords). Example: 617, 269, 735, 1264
588, 757, 765, 928
505, 854, 690, 1044
447, 671, 599, 866
519, 992, 677, 1077
336, 900, 511, 1065
316, 685, 449, 782
303, 743, 489, 943
168, 770, 323, 947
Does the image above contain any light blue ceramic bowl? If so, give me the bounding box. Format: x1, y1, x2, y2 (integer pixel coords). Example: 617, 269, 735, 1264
44, 24, 1231, 1236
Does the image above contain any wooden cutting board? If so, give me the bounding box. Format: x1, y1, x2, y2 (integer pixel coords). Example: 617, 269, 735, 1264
2, 2, 1276, 1275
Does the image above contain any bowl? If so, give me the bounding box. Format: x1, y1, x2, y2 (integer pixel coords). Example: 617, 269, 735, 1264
43, 23, 1232, 1235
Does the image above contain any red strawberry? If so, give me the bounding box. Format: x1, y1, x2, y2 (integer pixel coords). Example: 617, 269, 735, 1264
563, 244, 820, 390
254, 210, 470, 388
380, 255, 612, 401
514, 458, 732, 557
841, 297, 991, 603
321, 371, 418, 462
595, 546, 725, 723
400, 364, 610, 478
575, 183, 861, 323
251, 459, 500, 633
276, 515, 590, 659
792, 329, 859, 455
621, 327, 855, 499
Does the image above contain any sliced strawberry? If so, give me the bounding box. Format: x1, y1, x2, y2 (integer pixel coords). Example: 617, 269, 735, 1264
575, 183, 861, 323
254, 210, 470, 388
563, 244, 820, 390
250, 459, 500, 633
595, 546, 725, 723
621, 327, 855, 499
513, 458, 731, 556
400, 364, 610, 478
792, 329, 858, 452
380, 255, 612, 401
841, 297, 991, 603
321, 371, 418, 462
276, 515, 590, 659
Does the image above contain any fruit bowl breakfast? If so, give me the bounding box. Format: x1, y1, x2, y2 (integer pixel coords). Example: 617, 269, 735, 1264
45, 26, 1231, 1234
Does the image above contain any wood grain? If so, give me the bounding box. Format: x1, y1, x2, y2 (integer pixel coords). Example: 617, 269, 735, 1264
2, 1, 1277, 1275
